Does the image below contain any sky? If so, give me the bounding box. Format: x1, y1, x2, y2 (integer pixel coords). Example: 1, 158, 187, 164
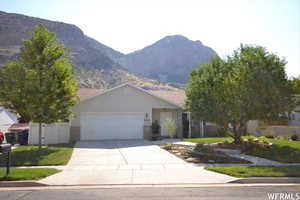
1, 0, 299, 77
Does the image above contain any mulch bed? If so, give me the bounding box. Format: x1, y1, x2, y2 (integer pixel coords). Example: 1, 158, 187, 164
160, 144, 251, 164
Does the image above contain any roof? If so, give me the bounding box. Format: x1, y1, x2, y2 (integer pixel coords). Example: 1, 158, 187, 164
78, 88, 103, 101
148, 90, 186, 106
77, 83, 186, 107
8, 123, 29, 131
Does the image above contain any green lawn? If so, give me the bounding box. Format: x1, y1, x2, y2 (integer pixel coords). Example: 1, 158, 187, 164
184, 137, 233, 144
0, 168, 61, 181
245, 138, 300, 163
0, 143, 74, 166
205, 166, 300, 177
184, 137, 300, 163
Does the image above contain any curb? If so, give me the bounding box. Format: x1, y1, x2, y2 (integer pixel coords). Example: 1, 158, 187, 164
0, 181, 47, 187
231, 177, 300, 184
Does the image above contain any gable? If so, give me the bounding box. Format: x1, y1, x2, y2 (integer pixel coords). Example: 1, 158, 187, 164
74, 84, 180, 113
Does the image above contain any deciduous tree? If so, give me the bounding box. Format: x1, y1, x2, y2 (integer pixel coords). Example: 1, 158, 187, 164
186, 44, 294, 144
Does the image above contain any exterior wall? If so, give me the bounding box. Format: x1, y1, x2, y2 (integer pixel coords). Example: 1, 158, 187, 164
70, 126, 80, 141
152, 108, 183, 138
263, 126, 300, 138
0, 109, 18, 133
143, 125, 152, 140
247, 120, 260, 135
71, 85, 182, 140
289, 106, 300, 126
29, 123, 70, 144
247, 120, 300, 138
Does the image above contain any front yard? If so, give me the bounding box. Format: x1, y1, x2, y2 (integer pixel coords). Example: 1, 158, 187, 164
0, 143, 74, 166
184, 137, 233, 144
160, 144, 250, 164
0, 168, 61, 181
246, 138, 300, 163
184, 136, 300, 163
205, 166, 300, 177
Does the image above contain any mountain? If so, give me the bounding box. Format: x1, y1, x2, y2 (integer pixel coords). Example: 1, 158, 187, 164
0, 11, 121, 70
85, 36, 125, 60
117, 35, 218, 83
0, 11, 178, 91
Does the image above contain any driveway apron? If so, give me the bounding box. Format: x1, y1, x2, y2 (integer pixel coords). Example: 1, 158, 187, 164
39, 140, 237, 185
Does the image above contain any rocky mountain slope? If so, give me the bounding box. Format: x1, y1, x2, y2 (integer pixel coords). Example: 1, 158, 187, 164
0, 11, 121, 70
117, 35, 218, 83
0, 11, 178, 91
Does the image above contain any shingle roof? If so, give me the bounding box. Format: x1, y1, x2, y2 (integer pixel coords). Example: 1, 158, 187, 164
77, 87, 186, 106
147, 90, 186, 106
78, 88, 103, 101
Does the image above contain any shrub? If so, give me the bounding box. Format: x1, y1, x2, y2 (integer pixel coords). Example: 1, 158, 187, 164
163, 118, 177, 138
194, 144, 215, 154
151, 120, 160, 140
217, 126, 229, 137
264, 133, 275, 139
240, 139, 272, 153
291, 135, 298, 141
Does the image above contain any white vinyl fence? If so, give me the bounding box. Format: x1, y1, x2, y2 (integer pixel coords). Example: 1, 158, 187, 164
29, 123, 70, 144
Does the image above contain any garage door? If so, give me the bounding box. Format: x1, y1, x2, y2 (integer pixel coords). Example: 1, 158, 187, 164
80, 113, 144, 140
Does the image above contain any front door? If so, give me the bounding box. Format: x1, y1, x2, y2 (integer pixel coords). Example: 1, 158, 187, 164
160, 112, 173, 136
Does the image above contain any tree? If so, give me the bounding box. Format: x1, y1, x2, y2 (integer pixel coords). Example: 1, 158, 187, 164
186, 44, 294, 144
0, 24, 78, 148
0, 61, 32, 122
186, 57, 233, 137
163, 118, 177, 138
290, 77, 300, 95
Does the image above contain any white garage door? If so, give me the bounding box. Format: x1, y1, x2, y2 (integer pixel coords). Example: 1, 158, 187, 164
80, 113, 144, 140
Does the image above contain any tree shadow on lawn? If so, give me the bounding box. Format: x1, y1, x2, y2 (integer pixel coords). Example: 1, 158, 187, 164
0, 143, 74, 166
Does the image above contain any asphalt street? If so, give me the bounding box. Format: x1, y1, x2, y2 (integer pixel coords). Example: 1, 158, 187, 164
0, 184, 300, 200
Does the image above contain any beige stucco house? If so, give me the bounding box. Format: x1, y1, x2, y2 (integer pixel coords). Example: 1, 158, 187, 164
70, 83, 184, 141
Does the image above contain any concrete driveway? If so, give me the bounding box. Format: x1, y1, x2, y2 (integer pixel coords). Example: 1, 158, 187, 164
40, 140, 237, 185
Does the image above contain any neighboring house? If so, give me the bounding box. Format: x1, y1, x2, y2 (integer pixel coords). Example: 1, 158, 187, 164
0, 107, 18, 133
70, 83, 184, 141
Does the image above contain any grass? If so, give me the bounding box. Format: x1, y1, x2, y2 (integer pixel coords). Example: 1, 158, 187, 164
205, 166, 300, 177
184, 137, 233, 144
0, 143, 74, 166
184, 136, 300, 163
0, 168, 61, 181
245, 138, 300, 163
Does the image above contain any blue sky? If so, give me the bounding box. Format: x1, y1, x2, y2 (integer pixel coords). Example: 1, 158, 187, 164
1, 0, 299, 77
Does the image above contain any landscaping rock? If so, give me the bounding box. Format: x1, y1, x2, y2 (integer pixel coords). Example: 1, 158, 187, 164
186, 157, 198, 162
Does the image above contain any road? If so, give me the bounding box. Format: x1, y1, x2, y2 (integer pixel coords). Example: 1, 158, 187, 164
0, 184, 300, 200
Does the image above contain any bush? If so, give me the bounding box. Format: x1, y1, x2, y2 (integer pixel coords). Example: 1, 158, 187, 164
291, 135, 298, 141
217, 126, 229, 137
163, 118, 177, 138
240, 139, 272, 153
151, 120, 160, 140
194, 144, 215, 154
264, 133, 275, 139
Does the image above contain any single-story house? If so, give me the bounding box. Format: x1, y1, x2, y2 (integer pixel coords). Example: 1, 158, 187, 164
0, 107, 18, 133
70, 83, 185, 141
